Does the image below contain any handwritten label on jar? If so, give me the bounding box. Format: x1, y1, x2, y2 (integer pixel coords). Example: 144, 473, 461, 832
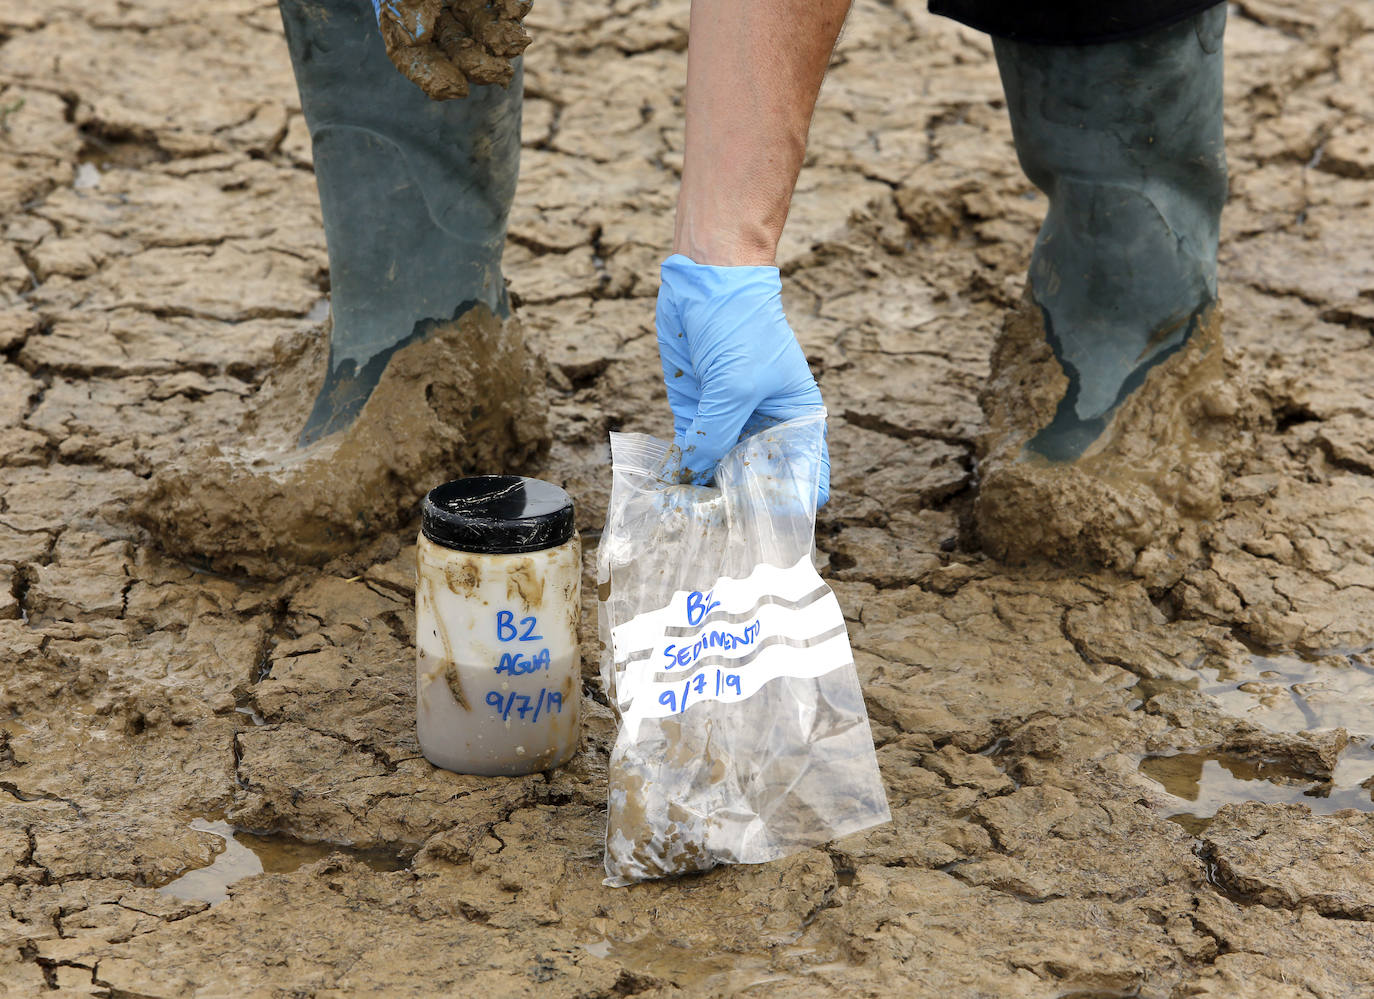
485, 688, 565, 722
494, 610, 551, 675
610, 557, 853, 736
486, 611, 561, 717
414, 511, 581, 777
496, 610, 543, 643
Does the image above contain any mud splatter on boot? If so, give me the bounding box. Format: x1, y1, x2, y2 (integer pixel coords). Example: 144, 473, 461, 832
375, 0, 532, 101
974, 293, 1255, 589
131, 306, 549, 578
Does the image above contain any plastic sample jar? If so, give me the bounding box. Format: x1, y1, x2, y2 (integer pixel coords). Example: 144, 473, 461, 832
415, 475, 581, 776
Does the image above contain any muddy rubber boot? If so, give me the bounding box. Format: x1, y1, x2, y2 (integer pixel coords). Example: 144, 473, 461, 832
995, 4, 1228, 461
130, 0, 549, 577
974, 6, 1256, 584
278, 0, 522, 444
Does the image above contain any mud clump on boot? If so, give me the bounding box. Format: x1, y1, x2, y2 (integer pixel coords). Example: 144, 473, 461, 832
132, 305, 549, 578
975, 295, 1252, 588
377, 0, 532, 101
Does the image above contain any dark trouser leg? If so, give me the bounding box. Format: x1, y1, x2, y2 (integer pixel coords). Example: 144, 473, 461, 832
277, 0, 522, 444
992, 5, 1227, 460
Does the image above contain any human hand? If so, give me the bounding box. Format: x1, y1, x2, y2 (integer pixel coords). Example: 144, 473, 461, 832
371, 0, 532, 101
655, 254, 830, 506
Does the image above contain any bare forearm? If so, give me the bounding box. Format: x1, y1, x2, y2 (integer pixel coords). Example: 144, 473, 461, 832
673, 0, 852, 267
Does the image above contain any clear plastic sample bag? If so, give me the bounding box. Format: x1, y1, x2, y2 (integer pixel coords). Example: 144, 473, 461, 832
597, 411, 891, 886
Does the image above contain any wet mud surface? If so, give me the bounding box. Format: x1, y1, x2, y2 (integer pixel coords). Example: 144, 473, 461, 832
376, 0, 533, 101
3, 0, 1374, 994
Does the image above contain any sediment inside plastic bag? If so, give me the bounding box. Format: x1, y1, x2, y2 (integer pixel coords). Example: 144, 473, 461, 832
598, 412, 890, 886
606, 718, 716, 882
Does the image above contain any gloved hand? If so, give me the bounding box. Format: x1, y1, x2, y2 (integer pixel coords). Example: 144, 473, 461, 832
655, 253, 830, 506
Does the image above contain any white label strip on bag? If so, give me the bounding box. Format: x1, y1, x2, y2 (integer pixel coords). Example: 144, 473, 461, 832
611, 556, 854, 730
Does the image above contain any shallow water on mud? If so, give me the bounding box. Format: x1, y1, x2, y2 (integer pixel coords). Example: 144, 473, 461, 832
1201, 651, 1374, 733
158, 819, 408, 905
1140, 745, 1374, 836
1134, 650, 1374, 734
1136, 651, 1374, 833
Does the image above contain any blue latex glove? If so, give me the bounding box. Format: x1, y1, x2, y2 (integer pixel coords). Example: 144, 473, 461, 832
655, 254, 830, 506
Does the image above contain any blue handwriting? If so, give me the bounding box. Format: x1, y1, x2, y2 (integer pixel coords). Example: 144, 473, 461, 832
662, 620, 761, 670
485, 687, 564, 723
658, 669, 743, 714
495, 647, 553, 676
686, 589, 721, 627
497, 610, 543, 643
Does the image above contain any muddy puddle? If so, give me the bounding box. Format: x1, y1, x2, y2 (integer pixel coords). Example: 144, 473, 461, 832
1199, 649, 1374, 733
158, 820, 408, 905
235, 704, 266, 726
1140, 744, 1374, 835
1136, 650, 1374, 833
1133, 649, 1374, 734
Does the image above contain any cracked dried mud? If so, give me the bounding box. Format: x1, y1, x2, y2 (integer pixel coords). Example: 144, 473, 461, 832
3, 0, 1374, 995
